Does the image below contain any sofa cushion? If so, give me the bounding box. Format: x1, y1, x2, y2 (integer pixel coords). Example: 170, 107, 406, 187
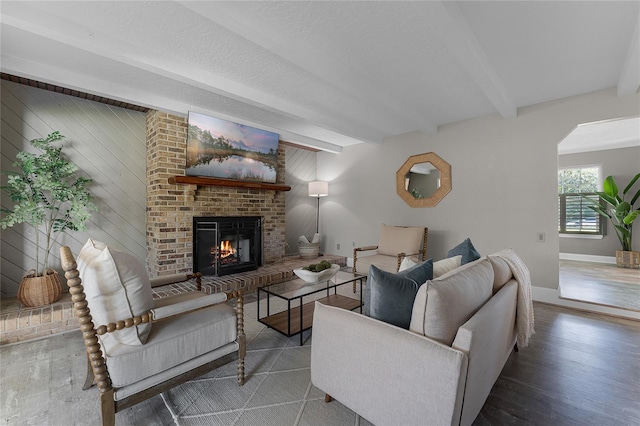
409, 258, 493, 345
433, 255, 462, 278
364, 259, 434, 320
447, 238, 481, 265
78, 239, 153, 345
378, 224, 425, 256
488, 255, 513, 293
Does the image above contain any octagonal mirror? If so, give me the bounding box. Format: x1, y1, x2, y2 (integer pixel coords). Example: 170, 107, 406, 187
396, 152, 451, 207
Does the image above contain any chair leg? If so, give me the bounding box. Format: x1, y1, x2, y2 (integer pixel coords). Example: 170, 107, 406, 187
236, 292, 246, 386
100, 389, 116, 426
324, 394, 333, 403
83, 352, 96, 390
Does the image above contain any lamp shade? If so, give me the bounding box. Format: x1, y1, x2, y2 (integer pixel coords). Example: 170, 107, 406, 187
308, 181, 329, 197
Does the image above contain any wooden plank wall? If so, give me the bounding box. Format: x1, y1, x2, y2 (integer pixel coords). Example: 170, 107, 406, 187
0, 80, 147, 297
284, 145, 319, 255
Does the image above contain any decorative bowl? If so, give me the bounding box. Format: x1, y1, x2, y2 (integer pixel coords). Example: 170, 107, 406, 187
293, 264, 340, 284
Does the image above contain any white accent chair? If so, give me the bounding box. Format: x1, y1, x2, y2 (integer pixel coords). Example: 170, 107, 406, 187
353, 224, 428, 275
60, 241, 245, 426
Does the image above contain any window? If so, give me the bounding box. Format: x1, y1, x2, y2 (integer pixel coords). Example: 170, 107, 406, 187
558, 166, 604, 235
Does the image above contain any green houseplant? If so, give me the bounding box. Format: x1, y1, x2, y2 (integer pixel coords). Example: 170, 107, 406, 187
587, 173, 640, 268
1, 131, 96, 306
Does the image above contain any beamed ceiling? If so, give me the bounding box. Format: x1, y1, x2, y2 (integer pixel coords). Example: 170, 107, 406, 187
1, 1, 638, 153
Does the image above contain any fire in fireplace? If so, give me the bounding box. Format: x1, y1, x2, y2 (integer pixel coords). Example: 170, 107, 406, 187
193, 216, 262, 276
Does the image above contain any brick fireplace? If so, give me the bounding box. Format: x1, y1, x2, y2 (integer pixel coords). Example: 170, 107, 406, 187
145, 111, 286, 278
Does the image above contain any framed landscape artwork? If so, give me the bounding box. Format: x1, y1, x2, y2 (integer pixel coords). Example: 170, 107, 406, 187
186, 112, 279, 183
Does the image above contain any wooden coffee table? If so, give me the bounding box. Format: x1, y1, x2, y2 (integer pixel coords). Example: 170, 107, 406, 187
257, 270, 364, 345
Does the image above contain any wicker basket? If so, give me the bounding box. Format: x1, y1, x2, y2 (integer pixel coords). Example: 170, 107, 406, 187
18, 270, 63, 307
616, 250, 640, 269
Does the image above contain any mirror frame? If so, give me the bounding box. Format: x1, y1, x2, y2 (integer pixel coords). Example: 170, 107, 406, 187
396, 152, 452, 207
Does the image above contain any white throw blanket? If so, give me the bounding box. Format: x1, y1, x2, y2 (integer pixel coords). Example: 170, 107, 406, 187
495, 249, 535, 348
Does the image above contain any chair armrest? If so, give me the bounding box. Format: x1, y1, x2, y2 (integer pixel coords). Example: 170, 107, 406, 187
354, 245, 378, 252
396, 249, 424, 258
150, 293, 227, 320
93, 291, 243, 334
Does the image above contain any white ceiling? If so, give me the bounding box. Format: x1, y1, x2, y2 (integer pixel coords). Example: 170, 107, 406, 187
1, 1, 639, 153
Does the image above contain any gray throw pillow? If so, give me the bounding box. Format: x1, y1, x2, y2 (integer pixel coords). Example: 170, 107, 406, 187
364, 260, 433, 329
363, 258, 434, 316
447, 238, 481, 265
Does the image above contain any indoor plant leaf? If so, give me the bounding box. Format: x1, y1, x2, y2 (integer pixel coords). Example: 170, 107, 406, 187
603, 175, 618, 199
1, 131, 97, 275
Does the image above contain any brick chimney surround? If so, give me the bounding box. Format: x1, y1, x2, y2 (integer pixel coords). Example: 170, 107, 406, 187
145, 110, 287, 280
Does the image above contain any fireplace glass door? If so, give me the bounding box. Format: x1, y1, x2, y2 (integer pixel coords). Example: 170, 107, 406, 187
193, 216, 261, 276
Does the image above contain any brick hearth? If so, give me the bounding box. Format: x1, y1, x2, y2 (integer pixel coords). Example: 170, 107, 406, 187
0, 254, 346, 345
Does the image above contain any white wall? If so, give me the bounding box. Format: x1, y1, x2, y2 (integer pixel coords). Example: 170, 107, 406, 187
318, 88, 640, 296
1, 81, 147, 297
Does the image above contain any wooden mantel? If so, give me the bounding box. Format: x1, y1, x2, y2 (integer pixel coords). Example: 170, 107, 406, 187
169, 175, 291, 191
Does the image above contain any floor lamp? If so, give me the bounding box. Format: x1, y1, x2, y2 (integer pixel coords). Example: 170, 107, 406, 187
308, 181, 329, 233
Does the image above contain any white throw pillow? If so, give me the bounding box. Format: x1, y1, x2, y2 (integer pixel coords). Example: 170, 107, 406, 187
77, 239, 153, 345
433, 255, 462, 278
398, 256, 418, 271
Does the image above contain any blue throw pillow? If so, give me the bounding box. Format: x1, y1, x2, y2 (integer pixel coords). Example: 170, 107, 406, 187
399, 258, 434, 284
363, 260, 433, 329
447, 238, 481, 265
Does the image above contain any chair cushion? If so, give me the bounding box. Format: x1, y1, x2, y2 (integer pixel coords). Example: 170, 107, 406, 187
378, 224, 425, 256
77, 239, 153, 345
103, 303, 237, 388
409, 259, 493, 345
433, 255, 462, 278
447, 238, 481, 265
364, 259, 434, 324
355, 254, 399, 275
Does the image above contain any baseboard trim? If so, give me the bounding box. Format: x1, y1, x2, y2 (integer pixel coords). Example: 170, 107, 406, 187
559, 253, 616, 264
532, 286, 640, 320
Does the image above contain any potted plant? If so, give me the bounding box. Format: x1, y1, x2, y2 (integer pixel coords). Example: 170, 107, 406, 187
587, 173, 640, 268
1, 131, 96, 306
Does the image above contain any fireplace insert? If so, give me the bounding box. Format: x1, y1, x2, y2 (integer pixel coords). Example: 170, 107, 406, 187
193, 216, 262, 276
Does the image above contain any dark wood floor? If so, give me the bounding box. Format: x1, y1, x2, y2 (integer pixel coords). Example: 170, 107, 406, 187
559, 260, 640, 312
1, 302, 638, 425
474, 303, 640, 425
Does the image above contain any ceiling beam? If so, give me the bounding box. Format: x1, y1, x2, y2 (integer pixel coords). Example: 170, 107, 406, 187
431, 1, 517, 119
617, 18, 640, 97
179, 1, 437, 135
1, 52, 344, 154
1, 6, 371, 147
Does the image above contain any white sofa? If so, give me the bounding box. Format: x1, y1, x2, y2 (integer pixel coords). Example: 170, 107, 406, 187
311, 255, 522, 426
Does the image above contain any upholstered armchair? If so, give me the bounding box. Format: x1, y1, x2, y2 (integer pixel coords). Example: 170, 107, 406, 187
60, 239, 245, 426
353, 224, 428, 276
